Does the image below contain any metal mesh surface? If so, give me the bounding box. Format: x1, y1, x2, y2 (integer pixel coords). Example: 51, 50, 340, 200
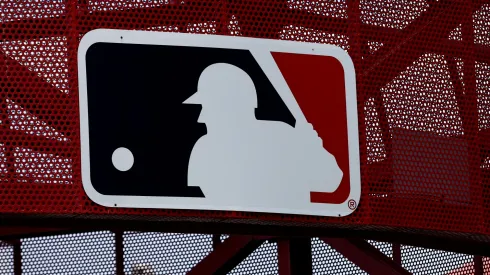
311, 238, 366, 275
0, 246, 13, 275
123, 232, 213, 275
400, 245, 473, 275
0, 233, 485, 274
229, 240, 278, 275
21, 231, 116, 275
1, 0, 490, 256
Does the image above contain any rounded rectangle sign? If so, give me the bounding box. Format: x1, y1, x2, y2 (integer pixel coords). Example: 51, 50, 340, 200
78, 28, 360, 217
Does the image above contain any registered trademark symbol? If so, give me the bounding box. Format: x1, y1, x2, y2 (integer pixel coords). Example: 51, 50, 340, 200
348, 199, 357, 210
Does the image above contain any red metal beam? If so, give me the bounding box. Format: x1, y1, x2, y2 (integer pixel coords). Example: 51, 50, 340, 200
475, 256, 484, 275
13, 239, 21, 275
278, 240, 292, 275
0, 1, 217, 40
78, 0, 220, 35
0, 227, 70, 238
0, 0, 473, 50
446, 2, 483, 216
1, 0, 489, 68
1, 126, 70, 158
0, 95, 14, 184
434, 40, 490, 65
0, 52, 74, 139
482, 129, 490, 165
393, 243, 402, 265
285, 5, 349, 35
446, 57, 467, 127
361, 0, 453, 77
0, 0, 393, 44
446, 54, 488, 168
229, 1, 289, 37
347, 0, 362, 70
362, 0, 489, 93
462, 1, 483, 217
322, 238, 411, 275
212, 234, 221, 249
188, 235, 265, 275
347, 0, 377, 215
278, 238, 312, 275
359, 0, 488, 206
370, 94, 393, 173
0, 16, 67, 41
115, 230, 124, 275
216, 0, 231, 35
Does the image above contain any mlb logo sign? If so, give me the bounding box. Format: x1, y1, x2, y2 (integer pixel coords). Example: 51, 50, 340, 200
77, 29, 360, 217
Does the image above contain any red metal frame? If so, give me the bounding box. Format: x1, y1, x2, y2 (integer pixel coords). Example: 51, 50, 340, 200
187, 235, 265, 274
115, 230, 124, 275
0, 227, 69, 238
0, 52, 70, 155
0, 1, 488, 207
2, 230, 488, 274
322, 238, 411, 275
462, 2, 483, 226
277, 239, 294, 275
393, 243, 402, 265
13, 239, 21, 275
0, 0, 488, 233
212, 234, 222, 249
1, 0, 490, 273
360, 0, 486, 213
0, 0, 488, 227
475, 256, 485, 275
278, 238, 313, 275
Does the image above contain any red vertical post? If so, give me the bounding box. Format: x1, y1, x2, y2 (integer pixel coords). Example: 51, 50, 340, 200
66, 0, 80, 106
0, 96, 13, 184
475, 256, 484, 275
347, 0, 375, 215
278, 239, 292, 275
212, 234, 221, 249
393, 243, 402, 265
68, 0, 89, 211
0, 37, 15, 186
347, 0, 365, 156
115, 231, 124, 275
461, 1, 482, 225
278, 238, 312, 275
217, 0, 231, 35
13, 240, 21, 275
350, 0, 392, 162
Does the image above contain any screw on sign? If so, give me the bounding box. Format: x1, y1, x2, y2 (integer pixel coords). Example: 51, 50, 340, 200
77, 29, 361, 217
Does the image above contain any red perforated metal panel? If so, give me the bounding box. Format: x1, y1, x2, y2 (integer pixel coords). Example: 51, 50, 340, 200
1, 0, 490, 242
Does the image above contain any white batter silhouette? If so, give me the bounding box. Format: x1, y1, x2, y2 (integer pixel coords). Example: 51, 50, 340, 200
184, 63, 342, 210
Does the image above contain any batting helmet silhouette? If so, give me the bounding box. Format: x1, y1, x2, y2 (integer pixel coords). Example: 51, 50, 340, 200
183, 63, 258, 108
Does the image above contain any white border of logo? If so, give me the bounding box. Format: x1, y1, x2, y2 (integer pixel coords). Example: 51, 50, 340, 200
78, 29, 360, 217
